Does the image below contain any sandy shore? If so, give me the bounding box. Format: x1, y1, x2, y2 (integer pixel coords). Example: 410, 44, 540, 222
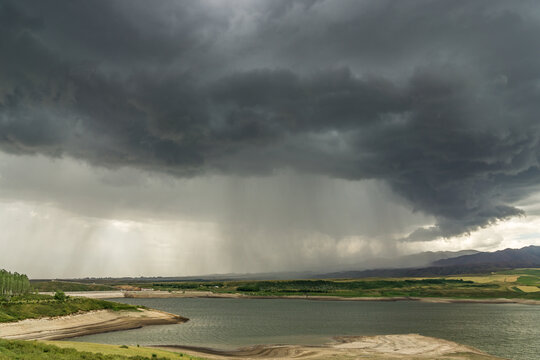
157, 334, 504, 359
123, 290, 540, 305
0, 309, 187, 340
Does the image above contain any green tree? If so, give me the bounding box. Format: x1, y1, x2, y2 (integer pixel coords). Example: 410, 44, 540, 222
54, 290, 67, 301
0, 269, 31, 297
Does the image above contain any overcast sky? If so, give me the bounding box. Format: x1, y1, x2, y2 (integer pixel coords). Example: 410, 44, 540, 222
2, 0, 540, 278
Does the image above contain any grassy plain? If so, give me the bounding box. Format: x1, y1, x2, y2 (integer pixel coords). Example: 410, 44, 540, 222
43, 341, 203, 359
31, 281, 117, 292
0, 339, 201, 360
35, 269, 540, 302
129, 268, 540, 300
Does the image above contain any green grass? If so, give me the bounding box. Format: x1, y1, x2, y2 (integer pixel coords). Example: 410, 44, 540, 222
31, 281, 117, 292
497, 268, 540, 276
150, 282, 224, 291
0, 294, 139, 323
43, 341, 205, 359
0, 339, 203, 360
516, 275, 540, 286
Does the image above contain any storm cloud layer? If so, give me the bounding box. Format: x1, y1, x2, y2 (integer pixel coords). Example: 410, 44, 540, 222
2, 0, 540, 244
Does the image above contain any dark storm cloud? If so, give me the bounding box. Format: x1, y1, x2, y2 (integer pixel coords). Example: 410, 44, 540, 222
2, 0, 540, 241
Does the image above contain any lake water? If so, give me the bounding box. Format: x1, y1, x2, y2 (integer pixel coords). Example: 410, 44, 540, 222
73, 298, 540, 360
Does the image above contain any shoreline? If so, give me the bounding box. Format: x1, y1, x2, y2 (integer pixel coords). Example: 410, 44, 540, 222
1, 297, 508, 359
120, 290, 540, 305
38, 290, 540, 305
0, 308, 187, 340
155, 334, 504, 359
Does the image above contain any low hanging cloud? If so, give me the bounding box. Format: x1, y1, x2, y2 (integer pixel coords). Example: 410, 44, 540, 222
2, 0, 540, 243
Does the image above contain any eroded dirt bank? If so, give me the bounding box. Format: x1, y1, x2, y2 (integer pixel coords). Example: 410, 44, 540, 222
0, 309, 187, 340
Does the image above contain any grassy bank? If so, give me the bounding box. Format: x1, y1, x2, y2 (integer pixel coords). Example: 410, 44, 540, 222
31, 281, 117, 292
0, 294, 138, 323
44, 341, 204, 359
133, 269, 540, 300
0, 339, 203, 360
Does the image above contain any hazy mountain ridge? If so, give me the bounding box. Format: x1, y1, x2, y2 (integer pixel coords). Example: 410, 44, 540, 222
369, 250, 480, 269
432, 245, 540, 267
315, 265, 506, 279
37, 247, 540, 282
316, 245, 540, 279
42, 249, 480, 282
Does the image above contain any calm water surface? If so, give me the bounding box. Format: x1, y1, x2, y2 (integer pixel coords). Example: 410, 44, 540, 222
73, 298, 540, 360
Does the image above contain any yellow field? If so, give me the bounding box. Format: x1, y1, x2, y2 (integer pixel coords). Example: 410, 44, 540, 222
42, 340, 205, 359
380, 275, 519, 283
515, 286, 540, 293
446, 275, 519, 283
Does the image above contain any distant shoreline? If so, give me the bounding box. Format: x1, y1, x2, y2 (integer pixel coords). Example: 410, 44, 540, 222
125, 290, 540, 305
44, 290, 540, 305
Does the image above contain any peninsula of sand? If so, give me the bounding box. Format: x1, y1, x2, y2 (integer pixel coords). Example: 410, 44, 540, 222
158, 334, 504, 359
0, 308, 187, 340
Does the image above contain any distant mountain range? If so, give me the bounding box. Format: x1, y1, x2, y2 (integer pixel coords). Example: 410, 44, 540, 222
45, 245, 540, 282
316, 245, 540, 279
361, 249, 480, 269
432, 245, 540, 267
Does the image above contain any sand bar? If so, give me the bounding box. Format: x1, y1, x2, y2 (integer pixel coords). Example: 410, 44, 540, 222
0, 308, 187, 340
157, 334, 504, 359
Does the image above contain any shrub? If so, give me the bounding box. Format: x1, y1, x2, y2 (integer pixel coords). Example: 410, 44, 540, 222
54, 290, 67, 302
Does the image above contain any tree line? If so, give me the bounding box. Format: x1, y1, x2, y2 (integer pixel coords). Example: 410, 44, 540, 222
0, 269, 31, 296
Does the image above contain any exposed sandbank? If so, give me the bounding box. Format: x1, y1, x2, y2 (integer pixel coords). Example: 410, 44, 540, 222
0, 308, 187, 340
157, 334, 503, 359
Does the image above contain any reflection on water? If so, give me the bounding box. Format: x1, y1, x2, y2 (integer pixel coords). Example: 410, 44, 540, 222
73, 298, 540, 360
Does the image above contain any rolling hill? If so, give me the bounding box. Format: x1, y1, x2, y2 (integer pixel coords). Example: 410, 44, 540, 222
432, 245, 540, 267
